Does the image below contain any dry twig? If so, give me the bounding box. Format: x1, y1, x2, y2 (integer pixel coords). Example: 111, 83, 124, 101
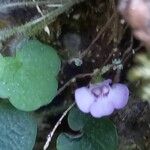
80, 14, 115, 58
43, 102, 75, 150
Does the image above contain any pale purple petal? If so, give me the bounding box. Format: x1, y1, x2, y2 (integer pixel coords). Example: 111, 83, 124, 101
74, 79, 129, 118
75, 87, 95, 113
90, 97, 114, 118
108, 83, 129, 109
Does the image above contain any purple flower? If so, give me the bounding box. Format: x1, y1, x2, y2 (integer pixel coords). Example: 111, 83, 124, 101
75, 79, 129, 118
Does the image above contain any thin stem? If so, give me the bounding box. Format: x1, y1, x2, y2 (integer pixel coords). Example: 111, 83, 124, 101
0, 0, 85, 41
0, 0, 62, 9
80, 14, 115, 59
43, 102, 75, 150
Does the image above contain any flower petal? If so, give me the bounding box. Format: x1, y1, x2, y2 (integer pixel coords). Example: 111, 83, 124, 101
90, 97, 114, 118
75, 87, 95, 113
108, 83, 129, 109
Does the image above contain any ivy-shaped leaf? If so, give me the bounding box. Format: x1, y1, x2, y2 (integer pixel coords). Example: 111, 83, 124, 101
0, 40, 61, 111
57, 107, 118, 150
0, 102, 37, 150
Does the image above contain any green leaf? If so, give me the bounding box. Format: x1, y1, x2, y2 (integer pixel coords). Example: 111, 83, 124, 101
0, 102, 37, 150
68, 107, 88, 131
57, 107, 118, 150
0, 40, 61, 111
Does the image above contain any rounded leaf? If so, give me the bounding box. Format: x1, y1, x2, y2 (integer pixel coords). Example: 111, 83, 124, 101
68, 107, 88, 131
57, 107, 118, 150
0, 40, 60, 111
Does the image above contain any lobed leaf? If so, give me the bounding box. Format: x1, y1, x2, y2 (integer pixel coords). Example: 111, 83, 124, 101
0, 40, 60, 111
57, 107, 118, 150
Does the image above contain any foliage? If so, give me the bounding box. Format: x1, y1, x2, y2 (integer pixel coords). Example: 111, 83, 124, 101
57, 107, 118, 150
0, 101, 37, 150
0, 39, 60, 111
